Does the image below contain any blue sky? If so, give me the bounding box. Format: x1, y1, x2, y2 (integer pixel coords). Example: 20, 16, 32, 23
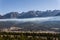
0, 0, 60, 15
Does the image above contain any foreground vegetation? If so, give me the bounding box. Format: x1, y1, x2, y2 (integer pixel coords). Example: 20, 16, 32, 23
0, 32, 60, 40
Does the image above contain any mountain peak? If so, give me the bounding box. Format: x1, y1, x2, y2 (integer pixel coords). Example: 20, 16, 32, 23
2, 12, 19, 19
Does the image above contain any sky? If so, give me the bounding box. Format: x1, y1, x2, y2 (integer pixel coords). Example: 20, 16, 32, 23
0, 0, 60, 15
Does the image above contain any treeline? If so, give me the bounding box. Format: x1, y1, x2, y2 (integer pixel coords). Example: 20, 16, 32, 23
0, 32, 60, 40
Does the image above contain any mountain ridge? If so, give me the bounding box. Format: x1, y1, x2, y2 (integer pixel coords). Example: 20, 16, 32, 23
0, 10, 60, 19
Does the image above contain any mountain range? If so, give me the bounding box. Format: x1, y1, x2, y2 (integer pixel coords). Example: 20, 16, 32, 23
1, 10, 60, 19
0, 10, 60, 32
